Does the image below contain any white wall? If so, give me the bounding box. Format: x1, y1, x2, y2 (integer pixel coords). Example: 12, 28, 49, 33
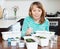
1, 0, 60, 18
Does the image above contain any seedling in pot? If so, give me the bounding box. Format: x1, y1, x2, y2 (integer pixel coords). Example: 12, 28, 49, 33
36, 36, 46, 39
26, 38, 35, 42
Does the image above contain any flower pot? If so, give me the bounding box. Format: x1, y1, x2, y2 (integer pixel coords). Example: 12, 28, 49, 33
24, 36, 38, 49
39, 38, 49, 47
26, 42, 38, 49
1, 31, 21, 40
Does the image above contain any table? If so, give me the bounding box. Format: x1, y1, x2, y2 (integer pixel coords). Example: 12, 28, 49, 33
0, 36, 60, 49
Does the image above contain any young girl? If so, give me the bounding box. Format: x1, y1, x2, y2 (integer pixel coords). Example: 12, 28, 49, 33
21, 1, 49, 37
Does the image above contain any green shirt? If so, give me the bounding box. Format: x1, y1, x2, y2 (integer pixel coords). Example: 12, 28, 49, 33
21, 16, 49, 37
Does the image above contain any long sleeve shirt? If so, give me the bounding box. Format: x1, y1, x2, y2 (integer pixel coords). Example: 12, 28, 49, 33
21, 16, 49, 37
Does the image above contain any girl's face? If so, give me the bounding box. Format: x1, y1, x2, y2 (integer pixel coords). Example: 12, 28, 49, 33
31, 5, 42, 20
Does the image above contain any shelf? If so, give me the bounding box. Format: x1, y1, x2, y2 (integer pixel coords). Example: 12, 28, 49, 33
46, 17, 60, 19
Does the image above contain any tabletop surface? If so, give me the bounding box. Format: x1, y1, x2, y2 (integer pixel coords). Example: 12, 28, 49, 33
0, 36, 60, 49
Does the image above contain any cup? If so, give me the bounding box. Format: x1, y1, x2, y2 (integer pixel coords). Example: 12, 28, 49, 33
54, 35, 58, 43
11, 40, 17, 46
19, 40, 25, 47
50, 35, 58, 48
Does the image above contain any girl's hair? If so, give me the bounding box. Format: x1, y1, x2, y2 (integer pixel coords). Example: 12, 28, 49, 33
29, 1, 46, 24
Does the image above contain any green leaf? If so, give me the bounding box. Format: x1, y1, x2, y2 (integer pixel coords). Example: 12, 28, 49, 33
26, 38, 35, 42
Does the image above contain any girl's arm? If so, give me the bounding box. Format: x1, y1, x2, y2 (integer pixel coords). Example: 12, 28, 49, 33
21, 18, 33, 37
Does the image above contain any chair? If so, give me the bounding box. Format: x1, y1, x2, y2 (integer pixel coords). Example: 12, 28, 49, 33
7, 18, 24, 31
18, 18, 24, 31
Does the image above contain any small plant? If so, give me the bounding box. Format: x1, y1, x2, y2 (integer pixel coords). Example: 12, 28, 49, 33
26, 38, 35, 42
12, 6, 19, 17
16, 37, 19, 39
15, 37, 20, 40
36, 36, 46, 39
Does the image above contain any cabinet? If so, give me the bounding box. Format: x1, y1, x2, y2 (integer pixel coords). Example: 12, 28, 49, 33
46, 17, 60, 36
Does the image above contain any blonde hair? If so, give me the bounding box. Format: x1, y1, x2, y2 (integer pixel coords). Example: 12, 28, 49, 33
29, 1, 46, 24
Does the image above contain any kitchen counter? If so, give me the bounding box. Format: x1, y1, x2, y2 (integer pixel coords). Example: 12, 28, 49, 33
0, 17, 21, 28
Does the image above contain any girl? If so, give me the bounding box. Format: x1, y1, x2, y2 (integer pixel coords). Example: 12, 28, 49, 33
21, 1, 49, 37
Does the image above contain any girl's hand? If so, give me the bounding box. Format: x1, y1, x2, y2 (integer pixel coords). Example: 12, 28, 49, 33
26, 27, 33, 36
